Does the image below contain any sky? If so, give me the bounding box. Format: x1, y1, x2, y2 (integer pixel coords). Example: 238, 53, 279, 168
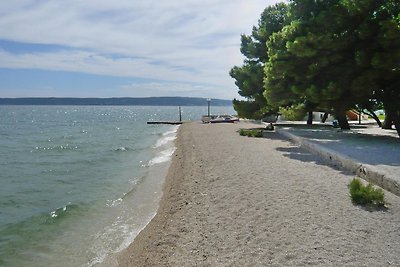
0, 1, 283, 99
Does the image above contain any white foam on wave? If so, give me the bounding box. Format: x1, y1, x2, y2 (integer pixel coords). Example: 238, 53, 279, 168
114, 147, 128, 152
153, 125, 179, 148
153, 136, 177, 149
148, 147, 176, 166
116, 212, 157, 252
86, 125, 180, 267
162, 125, 180, 136
148, 125, 179, 165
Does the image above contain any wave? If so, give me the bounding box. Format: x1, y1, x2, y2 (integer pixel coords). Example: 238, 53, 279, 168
148, 147, 176, 166
48, 203, 80, 219
162, 125, 180, 136
0, 202, 84, 265
153, 125, 179, 148
148, 125, 179, 166
153, 136, 177, 148
1, 203, 82, 231
32, 144, 79, 152
113, 146, 130, 152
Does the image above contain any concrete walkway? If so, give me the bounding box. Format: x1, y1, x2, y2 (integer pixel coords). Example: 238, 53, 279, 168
274, 122, 400, 196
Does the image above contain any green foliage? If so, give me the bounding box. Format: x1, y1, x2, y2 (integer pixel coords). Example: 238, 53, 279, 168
233, 0, 400, 135
348, 178, 385, 206
279, 103, 307, 121
233, 98, 274, 120
239, 129, 263, 138
240, 3, 289, 62
266, 0, 359, 120
347, 0, 400, 135
230, 3, 289, 119
230, 63, 264, 98
263, 0, 400, 133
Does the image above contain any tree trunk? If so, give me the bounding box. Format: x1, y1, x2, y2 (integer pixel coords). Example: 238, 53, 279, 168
392, 112, 400, 137
364, 108, 382, 128
336, 112, 350, 130
307, 111, 313, 125
382, 110, 393, 129
321, 112, 329, 123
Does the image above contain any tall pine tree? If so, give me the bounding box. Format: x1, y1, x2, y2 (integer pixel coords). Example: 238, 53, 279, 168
230, 3, 288, 119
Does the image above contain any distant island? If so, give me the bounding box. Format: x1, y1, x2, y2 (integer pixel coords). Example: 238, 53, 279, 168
0, 97, 232, 106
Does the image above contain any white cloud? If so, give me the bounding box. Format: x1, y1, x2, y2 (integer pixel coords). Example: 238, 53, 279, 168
0, 0, 283, 98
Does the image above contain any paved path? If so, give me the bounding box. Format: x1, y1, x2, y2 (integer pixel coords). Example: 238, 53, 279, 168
275, 122, 400, 196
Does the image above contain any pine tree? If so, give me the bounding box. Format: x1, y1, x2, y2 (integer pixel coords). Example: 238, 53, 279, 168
230, 3, 289, 119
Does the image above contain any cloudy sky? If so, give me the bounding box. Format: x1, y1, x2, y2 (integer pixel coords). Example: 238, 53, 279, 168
0, 1, 282, 99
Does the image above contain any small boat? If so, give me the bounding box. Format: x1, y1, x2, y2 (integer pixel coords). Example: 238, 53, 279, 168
202, 115, 239, 123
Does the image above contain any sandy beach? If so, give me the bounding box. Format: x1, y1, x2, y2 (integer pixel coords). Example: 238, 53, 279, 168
117, 122, 400, 266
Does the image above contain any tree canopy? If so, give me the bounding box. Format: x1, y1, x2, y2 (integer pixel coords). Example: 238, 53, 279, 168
348, 0, 400, 133
230, 3, 289, 120
231, 0, 400, 135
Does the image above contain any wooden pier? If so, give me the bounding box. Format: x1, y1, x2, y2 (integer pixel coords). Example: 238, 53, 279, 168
147, 106, 184, 125
147, 121, 183, 125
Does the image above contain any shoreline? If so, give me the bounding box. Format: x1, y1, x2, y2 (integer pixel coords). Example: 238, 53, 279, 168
116, 122, 400, 266
96, 124, 179, 267
116, 121, 189, 266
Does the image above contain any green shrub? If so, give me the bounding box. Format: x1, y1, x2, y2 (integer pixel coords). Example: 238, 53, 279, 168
252, 130, 263, 137
239, 129, 247, 136
348, 178, 385, 206
239, 129, 263, 138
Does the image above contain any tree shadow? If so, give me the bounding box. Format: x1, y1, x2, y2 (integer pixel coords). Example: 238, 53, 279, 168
262, 130, 288, 140
275, 146, 324, 163
263, 134, 392, 212
273, 142, 355, 177
357, 203, 389, 212
276, 126, 400, 167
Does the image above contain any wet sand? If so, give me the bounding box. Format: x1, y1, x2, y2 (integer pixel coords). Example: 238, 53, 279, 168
117, 122, 400, 266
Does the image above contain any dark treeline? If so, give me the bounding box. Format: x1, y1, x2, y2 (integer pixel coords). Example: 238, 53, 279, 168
230, 0, 400, 136
0, 97, 232, 106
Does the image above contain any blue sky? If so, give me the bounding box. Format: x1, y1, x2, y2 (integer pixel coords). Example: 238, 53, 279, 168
0, 1, 282, 99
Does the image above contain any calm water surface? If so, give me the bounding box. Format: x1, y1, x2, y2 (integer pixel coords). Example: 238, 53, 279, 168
0, 105, 234, 267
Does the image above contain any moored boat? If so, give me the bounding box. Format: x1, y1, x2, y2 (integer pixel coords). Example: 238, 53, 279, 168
201, 115, 239, 123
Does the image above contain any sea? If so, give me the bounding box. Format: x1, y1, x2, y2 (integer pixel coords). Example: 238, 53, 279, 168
0, 105, 234, 267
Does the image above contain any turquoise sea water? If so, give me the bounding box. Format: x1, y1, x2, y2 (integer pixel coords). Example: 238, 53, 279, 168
0, 105, 234, 267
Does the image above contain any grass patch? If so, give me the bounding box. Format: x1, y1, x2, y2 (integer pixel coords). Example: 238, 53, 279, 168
348, 178, 385, 207
239, 129, 263, 138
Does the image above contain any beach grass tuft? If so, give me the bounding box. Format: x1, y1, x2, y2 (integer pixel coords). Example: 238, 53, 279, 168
239, 129, 263, 138
348, 178, 385, 207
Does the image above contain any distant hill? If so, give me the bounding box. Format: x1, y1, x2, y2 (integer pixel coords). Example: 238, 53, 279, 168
0, 97, 232, 106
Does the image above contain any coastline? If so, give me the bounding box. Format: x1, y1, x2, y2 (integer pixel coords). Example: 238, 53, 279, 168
117, 122, 400, 266
116, 121, 191, 266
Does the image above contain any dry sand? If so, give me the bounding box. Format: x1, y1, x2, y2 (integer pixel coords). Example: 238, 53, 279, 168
117, 122, 400, 266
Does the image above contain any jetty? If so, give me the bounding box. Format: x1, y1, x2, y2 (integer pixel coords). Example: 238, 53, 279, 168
147, 106, 184, 125
147, 121, 183, 125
